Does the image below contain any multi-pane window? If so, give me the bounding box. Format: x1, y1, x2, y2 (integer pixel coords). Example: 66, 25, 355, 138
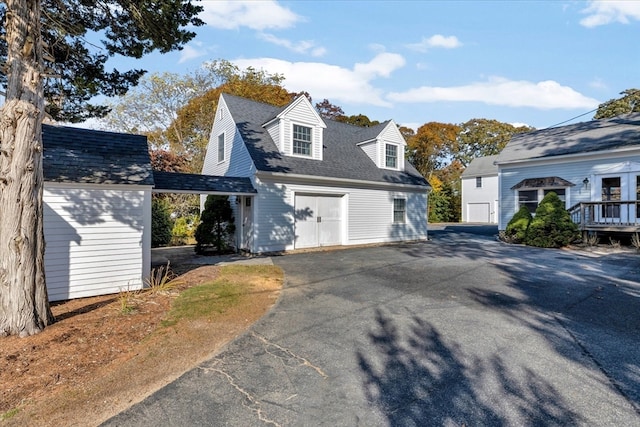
217, 133, 225, 162
518, 188, 566, 214
293, 124, 312, 156
386, 144, 398, 168
393, 198, 406, 223
476, 177, 482, 188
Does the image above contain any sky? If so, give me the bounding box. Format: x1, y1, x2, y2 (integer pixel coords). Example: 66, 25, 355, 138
106, 0, 640, 130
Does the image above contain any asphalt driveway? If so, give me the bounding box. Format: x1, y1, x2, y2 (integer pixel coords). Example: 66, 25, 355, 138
104, 225, 640, 426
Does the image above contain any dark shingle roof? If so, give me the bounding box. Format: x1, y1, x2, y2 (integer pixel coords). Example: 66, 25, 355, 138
153, 171, 256, 194
497, 113, 640, 164
223, 94, 429, 187
43, 124, 154, 185
461, 155, 499, 177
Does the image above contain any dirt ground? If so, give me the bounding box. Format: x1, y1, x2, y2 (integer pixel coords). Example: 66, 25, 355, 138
0, 263, 282, 426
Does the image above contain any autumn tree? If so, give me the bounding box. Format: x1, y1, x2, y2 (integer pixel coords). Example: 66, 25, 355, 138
594, 88, 640, 119
315, 99, 345, 121
455, 119, 531, 167
168, 60, 293, 172
407, 122, 460, 179
0, 0, 203, 337
337, 114, 380, 127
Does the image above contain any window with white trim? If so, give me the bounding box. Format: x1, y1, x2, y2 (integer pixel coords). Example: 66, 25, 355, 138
293, 124, 312, 156
386, 144, 398, 168
518, 188, 566, 214
217, 133, 225, 162
393, 198, 406, 223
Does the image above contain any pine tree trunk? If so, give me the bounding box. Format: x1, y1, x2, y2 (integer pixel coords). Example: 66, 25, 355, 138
0, 0, 54, 337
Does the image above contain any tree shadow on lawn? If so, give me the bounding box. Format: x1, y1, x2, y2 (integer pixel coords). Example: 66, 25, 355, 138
357, 309, 582, 426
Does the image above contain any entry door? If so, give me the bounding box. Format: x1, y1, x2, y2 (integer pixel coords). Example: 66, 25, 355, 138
294, 194, 342, 249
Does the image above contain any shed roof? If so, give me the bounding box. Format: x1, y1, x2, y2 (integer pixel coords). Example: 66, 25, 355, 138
152, 171, 256, 195
222, 94, 429, 187
461, 155, 499, 178
510, 176, 575, 190
43, 124, 154, 186
496, 113, 640, 164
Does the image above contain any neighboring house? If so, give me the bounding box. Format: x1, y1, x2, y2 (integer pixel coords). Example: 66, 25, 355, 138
461, 155, 499, 223
495, 113, 640, 232
202, 93, 430, 253
43, 124, 255, 301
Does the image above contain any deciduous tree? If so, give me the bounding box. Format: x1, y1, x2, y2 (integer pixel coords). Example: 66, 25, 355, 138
455, 119, 531, 167
0, 0, 203, 337
594, 88, 640, 119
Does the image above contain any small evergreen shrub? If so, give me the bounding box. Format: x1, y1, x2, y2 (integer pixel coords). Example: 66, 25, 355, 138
195, 195, 236, 254
152, 197, 174, 247
505, 206, 532, 243
525, 192, 579, 248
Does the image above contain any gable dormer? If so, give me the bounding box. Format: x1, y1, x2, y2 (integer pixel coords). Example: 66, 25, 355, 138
264, 96, 326, 161
357, 120, 406, 171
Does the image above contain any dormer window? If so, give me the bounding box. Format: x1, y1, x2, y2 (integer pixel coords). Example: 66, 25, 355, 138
385, 144, 398, 168
293, 124, 312, 156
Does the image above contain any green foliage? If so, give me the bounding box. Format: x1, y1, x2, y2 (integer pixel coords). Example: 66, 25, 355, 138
152, 197, 174, 247
428, 182, 460, 223
455, 119, 532, 167
195, 195, 236, 254
525, 192, 579, 248
0, 1, 204, 122
171, 214, 199, 245
594, 88, 640, 119
505, 206, 533, 243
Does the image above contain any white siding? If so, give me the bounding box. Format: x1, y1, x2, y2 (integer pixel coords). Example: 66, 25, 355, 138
498, 153, 640, 229
461, 174, 498, 223
360, 141, 378, 165
44, 185, 149, 301
203, 96, 255, 178
377, 121, 406, 170
265, 121, 281, 152
251, 176, 428, 252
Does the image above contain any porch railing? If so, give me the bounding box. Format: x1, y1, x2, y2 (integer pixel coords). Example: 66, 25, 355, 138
568, 201, 640, 232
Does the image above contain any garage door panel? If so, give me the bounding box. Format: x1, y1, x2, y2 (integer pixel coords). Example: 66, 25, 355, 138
295, 194, 342, 248
467, 202, 490, 223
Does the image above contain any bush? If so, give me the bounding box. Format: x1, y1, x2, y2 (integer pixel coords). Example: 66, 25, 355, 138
505, 206, 532, 243
195, 195, 235, 254
171, 214, 199, 245
525, 192, 579, 248
152, 197, 174, 247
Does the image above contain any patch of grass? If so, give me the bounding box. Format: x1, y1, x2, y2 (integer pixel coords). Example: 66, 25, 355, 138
1, 407, 20, 420
161, 265, 281, 327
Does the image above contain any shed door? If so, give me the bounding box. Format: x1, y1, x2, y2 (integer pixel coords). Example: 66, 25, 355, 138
467, 202, 491, 223
295, 194, 342, 248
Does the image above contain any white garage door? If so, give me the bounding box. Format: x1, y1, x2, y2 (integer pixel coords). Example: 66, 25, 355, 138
467, 202, 491, 223
295, 194, 342, 249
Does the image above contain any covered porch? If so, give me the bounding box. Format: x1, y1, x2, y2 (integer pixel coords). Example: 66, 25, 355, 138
568, 200, 640, 232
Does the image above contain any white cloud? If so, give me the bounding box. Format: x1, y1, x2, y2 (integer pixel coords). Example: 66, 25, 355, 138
580, 1, 640, 27
199, 0, 301, 30
387, 77, 600, 110
406, 35, 462, 52
232, 53, 406, 107
178, 43, 208, 64
258, 33, 327, 57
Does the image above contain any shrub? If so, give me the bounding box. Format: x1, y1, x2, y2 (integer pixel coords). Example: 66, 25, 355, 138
525, 192, 579, 248
195, 195, 236, 254
171, 213, 199, 245
505, 206, 532, 243
152, 197, 174, 247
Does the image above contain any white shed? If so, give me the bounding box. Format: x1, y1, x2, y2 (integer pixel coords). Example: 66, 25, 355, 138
42, 124, 154, 301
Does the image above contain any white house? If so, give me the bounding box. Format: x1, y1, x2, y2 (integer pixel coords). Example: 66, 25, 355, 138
461, 155, 499, 223
495, 113, 640, 232
202, 94, 431, 253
